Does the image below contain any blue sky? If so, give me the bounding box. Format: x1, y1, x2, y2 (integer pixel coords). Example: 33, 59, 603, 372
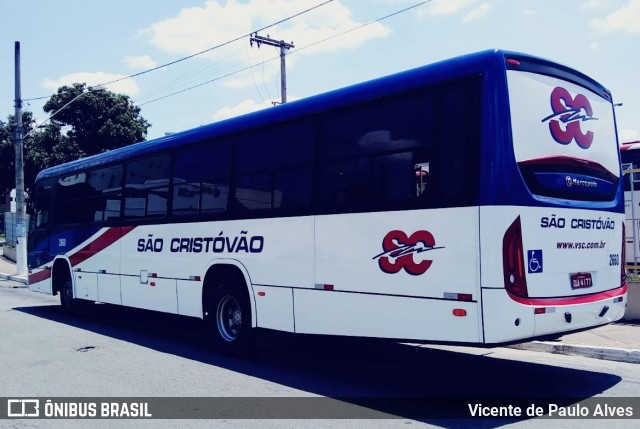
2, 0, 639, 142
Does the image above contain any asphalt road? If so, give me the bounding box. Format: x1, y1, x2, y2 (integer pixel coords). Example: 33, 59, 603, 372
0, 285, 639, 429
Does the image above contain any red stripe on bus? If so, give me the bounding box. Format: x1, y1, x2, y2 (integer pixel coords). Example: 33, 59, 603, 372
69, 226, 136, 267
28, 268, 51, 284
507, 284, 627, 306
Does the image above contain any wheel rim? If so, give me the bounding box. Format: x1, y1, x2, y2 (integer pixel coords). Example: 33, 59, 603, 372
62, 282, 73, 308
216, 295, 242, 342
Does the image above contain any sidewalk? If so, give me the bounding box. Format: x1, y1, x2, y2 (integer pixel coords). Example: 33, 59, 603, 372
0, 249, 638, 363
511, 320, 640, 364
0, 243, 28, 284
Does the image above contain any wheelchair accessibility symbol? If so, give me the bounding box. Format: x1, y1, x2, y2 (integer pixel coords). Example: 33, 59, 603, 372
527, 250, 543, 274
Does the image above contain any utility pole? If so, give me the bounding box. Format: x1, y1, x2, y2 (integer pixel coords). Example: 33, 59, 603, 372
250, 33, 294, 104
14, 41, 27, 276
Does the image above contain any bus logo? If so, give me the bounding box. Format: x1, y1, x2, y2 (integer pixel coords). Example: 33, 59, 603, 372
373, 230, 444, 276
541, 86, 598, 149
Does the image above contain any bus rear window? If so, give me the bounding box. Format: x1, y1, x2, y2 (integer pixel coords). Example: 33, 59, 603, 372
507, 70, 619, 201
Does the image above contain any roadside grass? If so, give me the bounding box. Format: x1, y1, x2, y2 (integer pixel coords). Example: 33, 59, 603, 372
626, 273, 640, 283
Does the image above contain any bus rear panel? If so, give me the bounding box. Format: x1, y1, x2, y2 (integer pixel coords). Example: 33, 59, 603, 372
481, 55, 625, 343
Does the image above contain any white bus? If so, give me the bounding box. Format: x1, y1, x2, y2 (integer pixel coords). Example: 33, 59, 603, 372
28, 50, 627, 353
620, 140, 640, 268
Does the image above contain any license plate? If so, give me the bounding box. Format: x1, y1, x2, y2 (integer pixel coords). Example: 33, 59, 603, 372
570, 272, 592, 289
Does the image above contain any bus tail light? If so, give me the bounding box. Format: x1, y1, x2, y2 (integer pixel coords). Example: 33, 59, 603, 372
502, 216, 528, 297
622, 223, 626, 286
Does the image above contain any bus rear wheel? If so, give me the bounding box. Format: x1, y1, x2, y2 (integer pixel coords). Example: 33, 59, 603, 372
207, 283, 254, 355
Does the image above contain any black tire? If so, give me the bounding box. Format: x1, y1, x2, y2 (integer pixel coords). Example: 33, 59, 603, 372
59, 279, 81, 313
206, 282, 254, 355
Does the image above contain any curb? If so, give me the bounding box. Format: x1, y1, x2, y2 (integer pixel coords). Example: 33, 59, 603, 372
0, 272, 28, 285
510, 341, 640, 364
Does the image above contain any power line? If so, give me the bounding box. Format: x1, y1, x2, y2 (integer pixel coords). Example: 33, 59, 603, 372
135, 45, 248, 105
290, 0, 431, 56
135, 0, 432, 107
137, 64, 269, 106
22, 0, 335, 102
246, 42, 265, 101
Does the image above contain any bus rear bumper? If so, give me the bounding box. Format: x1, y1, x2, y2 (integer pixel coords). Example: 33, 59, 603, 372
482, 285, 627, 344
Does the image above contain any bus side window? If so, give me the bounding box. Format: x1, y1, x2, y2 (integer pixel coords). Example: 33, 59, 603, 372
124, 155, 170, 219
235, 122, 313, 213
318, 85, 435, 211
86, 165, 124, 221
172, 140, 231, 217
437, 77, 482, 206
633, 163, 640, 190
415, 162, 430, 196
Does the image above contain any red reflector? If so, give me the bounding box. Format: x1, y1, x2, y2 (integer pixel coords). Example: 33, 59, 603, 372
194, 276, 201, 281
452, 309, 467, 317
151, 273, 157, 278
534, 307, 546, 314
257, 291, 266, 297
149, 282, 156, 287
458, 293, 472, 302
507, 59, 520, 66
324, 284, 334, 291
502, 216, 529, 298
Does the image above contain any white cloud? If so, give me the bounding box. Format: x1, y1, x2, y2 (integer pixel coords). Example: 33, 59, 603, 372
124, 55, 157, 69
419, 0, 477, 17
141, 0, 390, 89
212, 96, 300, 121
582, 0, 610, 11
41, 72, 140, 97
589, 41, 600, 51
591, 0, 640, 34
463, 3, 491, 22
620, 128, 640, 143
523, 9, 536, 16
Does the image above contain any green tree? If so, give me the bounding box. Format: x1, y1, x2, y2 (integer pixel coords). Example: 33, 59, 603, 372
0, 119, 13, 198
0, 84, 150, 194
24, 122, 78, 188
43, 83, 150, 157
0, 112, 37, 197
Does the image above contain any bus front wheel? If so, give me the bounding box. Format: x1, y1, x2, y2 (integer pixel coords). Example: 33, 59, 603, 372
59, 279, 81, 313
207, 283, 254, 354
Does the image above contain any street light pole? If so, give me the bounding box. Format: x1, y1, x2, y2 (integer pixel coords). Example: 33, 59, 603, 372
14, 41, 27, 276
12, 41, 105, 277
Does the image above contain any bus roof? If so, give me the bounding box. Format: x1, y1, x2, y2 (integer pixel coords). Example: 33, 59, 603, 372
35, 48, 612, 182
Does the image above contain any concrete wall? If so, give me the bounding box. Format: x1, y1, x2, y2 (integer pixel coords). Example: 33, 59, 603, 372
625, 282, 640, 321
2, 245, 16, 262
